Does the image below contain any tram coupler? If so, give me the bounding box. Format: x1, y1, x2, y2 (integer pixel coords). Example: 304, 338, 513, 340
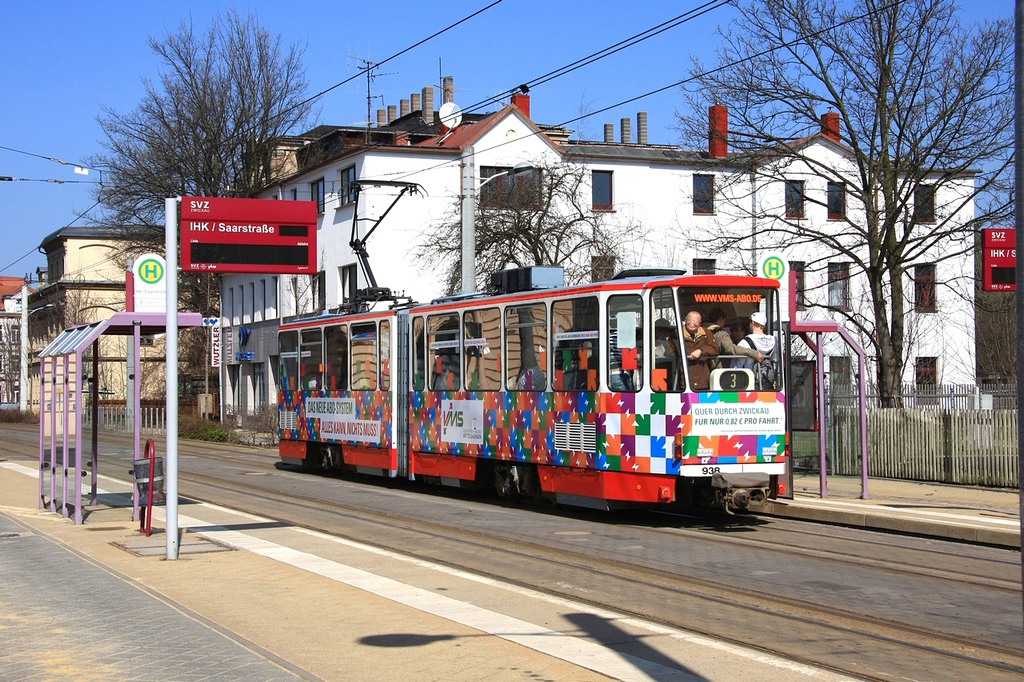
712, 472, 770, 515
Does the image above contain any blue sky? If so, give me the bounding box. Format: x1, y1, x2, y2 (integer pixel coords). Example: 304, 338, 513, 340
0, 0, 1010, 280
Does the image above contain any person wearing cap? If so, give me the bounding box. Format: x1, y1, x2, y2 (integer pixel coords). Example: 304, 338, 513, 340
736, 311, 776, 370
681, 310, 719, 390
706, 307, 762, 368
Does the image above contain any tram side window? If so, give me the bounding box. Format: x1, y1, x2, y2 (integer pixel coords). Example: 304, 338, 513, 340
412, 316, 426, 391
279, 331, 299, 391
607, 295, 643, 393
429, 313, 461, 391
464, 307, 501, 391
650, 287, 682, 392
551, 297, 599, 392
324, 324, 348, 391
350, 322, 377, 390
300, 329, 324, 390
379, 320, 391, 391
505, 304, 547, 391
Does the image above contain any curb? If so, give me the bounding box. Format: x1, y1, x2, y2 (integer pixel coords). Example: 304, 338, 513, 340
760, 499, 1021, 549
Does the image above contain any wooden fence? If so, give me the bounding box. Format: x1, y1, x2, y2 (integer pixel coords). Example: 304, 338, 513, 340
832, 408, 1018, 487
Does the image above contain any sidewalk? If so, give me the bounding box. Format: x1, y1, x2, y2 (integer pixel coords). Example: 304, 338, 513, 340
761, 473, 1021, 548
0, 461, 860, 682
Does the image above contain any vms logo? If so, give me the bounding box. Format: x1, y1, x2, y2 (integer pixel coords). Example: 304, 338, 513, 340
443, 410, 464, 428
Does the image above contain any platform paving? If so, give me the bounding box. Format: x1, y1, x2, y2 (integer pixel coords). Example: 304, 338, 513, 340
0, 460, 867, 682
762, 472, 1021, 548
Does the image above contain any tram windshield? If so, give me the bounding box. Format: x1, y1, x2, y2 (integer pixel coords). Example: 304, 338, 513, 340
676, 286, 780, 392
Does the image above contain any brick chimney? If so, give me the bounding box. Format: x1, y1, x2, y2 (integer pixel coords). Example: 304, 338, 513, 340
821, 111, 841, 142
393, 131, 409, 146
709, 105, 728, 159
510, 93, 530, 118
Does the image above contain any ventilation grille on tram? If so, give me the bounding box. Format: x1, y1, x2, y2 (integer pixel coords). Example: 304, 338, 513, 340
280, 409, 297, 431
554, 421, 597, 453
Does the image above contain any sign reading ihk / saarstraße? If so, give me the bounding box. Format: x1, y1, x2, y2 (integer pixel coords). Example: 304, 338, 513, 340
180, 196, 317, 274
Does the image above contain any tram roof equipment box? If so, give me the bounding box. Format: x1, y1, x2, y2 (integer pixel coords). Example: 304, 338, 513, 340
490, 266, 564, 294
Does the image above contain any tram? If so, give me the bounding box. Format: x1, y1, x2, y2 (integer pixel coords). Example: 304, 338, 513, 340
277, 267, 787, 513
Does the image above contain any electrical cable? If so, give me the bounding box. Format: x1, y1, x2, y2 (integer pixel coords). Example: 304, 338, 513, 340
0, 199, 103, 276
249, 1, 506, 136
382, 1, 899, 185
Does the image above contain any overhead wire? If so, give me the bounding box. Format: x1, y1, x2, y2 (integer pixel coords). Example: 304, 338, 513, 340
383, 1, 900, 185
0, 199, 103, 276
0, 2, 506, 276
388, 0, 732, 139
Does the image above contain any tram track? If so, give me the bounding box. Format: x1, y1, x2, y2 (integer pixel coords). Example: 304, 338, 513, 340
5, 426, 1022, 681
163, 466, 1024, 682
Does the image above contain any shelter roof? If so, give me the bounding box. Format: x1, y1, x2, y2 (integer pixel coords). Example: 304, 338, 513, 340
38, 312, 204, 358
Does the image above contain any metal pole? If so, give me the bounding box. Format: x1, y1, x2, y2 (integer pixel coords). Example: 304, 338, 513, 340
461, 145, 476, 293
165, 197, 180, 560
20, 282, 28, 411
1014, 0, 1024, 646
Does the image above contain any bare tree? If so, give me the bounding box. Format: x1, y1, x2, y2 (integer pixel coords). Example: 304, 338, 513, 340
87, 10, 313, 403
90, 9, 313, 228
416, 160, 638, 295
677, 0, 1012, 405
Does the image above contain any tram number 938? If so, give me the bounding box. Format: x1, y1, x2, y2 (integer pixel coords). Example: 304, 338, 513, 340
701, 466, 721, 475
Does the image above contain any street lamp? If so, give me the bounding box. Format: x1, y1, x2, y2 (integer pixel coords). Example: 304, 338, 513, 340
460, 145, 534, 293
19, 284, 54, 412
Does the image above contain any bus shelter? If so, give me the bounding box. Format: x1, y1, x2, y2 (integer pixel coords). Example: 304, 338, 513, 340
37, 311, 203, 524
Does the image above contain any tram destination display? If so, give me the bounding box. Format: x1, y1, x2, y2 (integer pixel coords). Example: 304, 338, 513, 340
180, 196, 317, 274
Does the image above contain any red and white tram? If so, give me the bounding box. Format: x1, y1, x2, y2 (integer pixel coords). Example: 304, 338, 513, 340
278, 268, 787, 512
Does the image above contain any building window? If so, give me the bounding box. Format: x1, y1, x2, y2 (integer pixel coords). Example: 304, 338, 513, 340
480, 166, 541, 209
693, 174, 714, 214
827, 262, 850, 311
791, 261, 806, 309
47, 250, 64, 284
312, 271, 327, 313
592, 170, 613, 210
914, 184, 935, 223
339, 166, 357, 206
340, 264, 358, 302
915, 357, 937, 387
311, 177, 325, 213
692, 258, 716, 275
290, 187, 298, 201
225, 288, 235, 325
827, 182, 846, 219
268, 276, 278, 319
785, 180, 805, 218
247, 282, 255, 324
256, 280, 265, 322
914, 263, 936, 313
